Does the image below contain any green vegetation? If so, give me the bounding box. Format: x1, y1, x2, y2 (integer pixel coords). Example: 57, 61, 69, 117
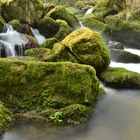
100, 67, 140, 89
0, 102, 13, 135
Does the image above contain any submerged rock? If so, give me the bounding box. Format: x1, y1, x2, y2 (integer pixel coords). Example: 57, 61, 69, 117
0, 58, 99, 124
100, 67, 140, 89
0, 102, 13, 135
62, 28, 111, 73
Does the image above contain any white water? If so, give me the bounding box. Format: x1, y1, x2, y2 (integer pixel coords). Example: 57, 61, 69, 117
85, 8, 93, 15
31, 28, 46, 45
124, 48, 140, 56
110, 61, 140, 73
0, 24, 28, 57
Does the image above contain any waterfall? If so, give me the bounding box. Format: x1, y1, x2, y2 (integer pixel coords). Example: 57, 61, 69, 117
31, 28, 46, 45
0, 24, 28, 57
85, 7, 93, 15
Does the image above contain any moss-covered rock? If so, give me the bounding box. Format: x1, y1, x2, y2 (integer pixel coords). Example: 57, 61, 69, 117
0, 16, 6, 32
55, 19, 72, 41
9, 19, 21, 31
96, 83, 105, 100
1, 0, 44, 25
110, 49, 140, 63
62, 28, 111, 73
41, 37, 58, 49
0, 58, 99, 109
0, 102, 13, 135
47, 5, 80, 28
37, 16, 59, 37
49, 104, 93, 124
100, 67, 140, 89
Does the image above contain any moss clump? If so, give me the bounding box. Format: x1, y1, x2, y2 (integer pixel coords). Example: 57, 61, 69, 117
1, 0, 44, 25
0, 102, 13, 135
41, 37, 58, 49
49, 104, 93, 124
55, 19, 72, 41
37, 16, 59, 37
0, 58, 99, 110
25, 48, 53, 61
62, 28, 111, 73
96, 83, 105, 100
0, 16, 6, 32
47, 5, 80, 28
100, 67, 140, 89
9, 19, 21, 31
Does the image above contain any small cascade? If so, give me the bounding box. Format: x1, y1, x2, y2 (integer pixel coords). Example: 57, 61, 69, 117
124, 48, 140, 56
79, 21, 85, 28
31, 28, 46, 45
85, 7, 93, 15
0, 24, 28, 57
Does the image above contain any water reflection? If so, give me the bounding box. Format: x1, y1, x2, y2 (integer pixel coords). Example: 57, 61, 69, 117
2, 89, 140, 140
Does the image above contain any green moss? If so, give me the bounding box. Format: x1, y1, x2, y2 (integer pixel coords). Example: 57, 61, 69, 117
66, 7, 81, 15
9, 19, 21, 30
62, 28, 111, 73
47, 5, 80, 28
49, 104, 93, 124
2, 0, 44, 25
100, 67, 140, 89
0, 16, 6, 32
41, 37, 58, 49
96, 83, 105, 100
0, 58, 99, 110
55, 19, 72, 41
0, 102, 13, 135
37, 16, 59, 37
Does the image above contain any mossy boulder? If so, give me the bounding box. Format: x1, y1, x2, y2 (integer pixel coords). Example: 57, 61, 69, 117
0, 58, 99, 124
110, 49, 140, 63
0, 16, 6, 32
0, 58, 99, 109
37, 16, 59, 37
47, 6, 80, 28
62, 28, 111, 73
9, 19, 21, 31
41, 37, 58, 49
1, 0, 44, 25
0, 102, 13, 135
55, 19, 72, 41
100, 67, 140, 89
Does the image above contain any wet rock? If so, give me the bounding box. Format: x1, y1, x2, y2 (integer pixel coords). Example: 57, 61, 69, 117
108, 41, 124, 50
110, 49, 140, 63
100, 67, 140, 89
0, 41, 6, 57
